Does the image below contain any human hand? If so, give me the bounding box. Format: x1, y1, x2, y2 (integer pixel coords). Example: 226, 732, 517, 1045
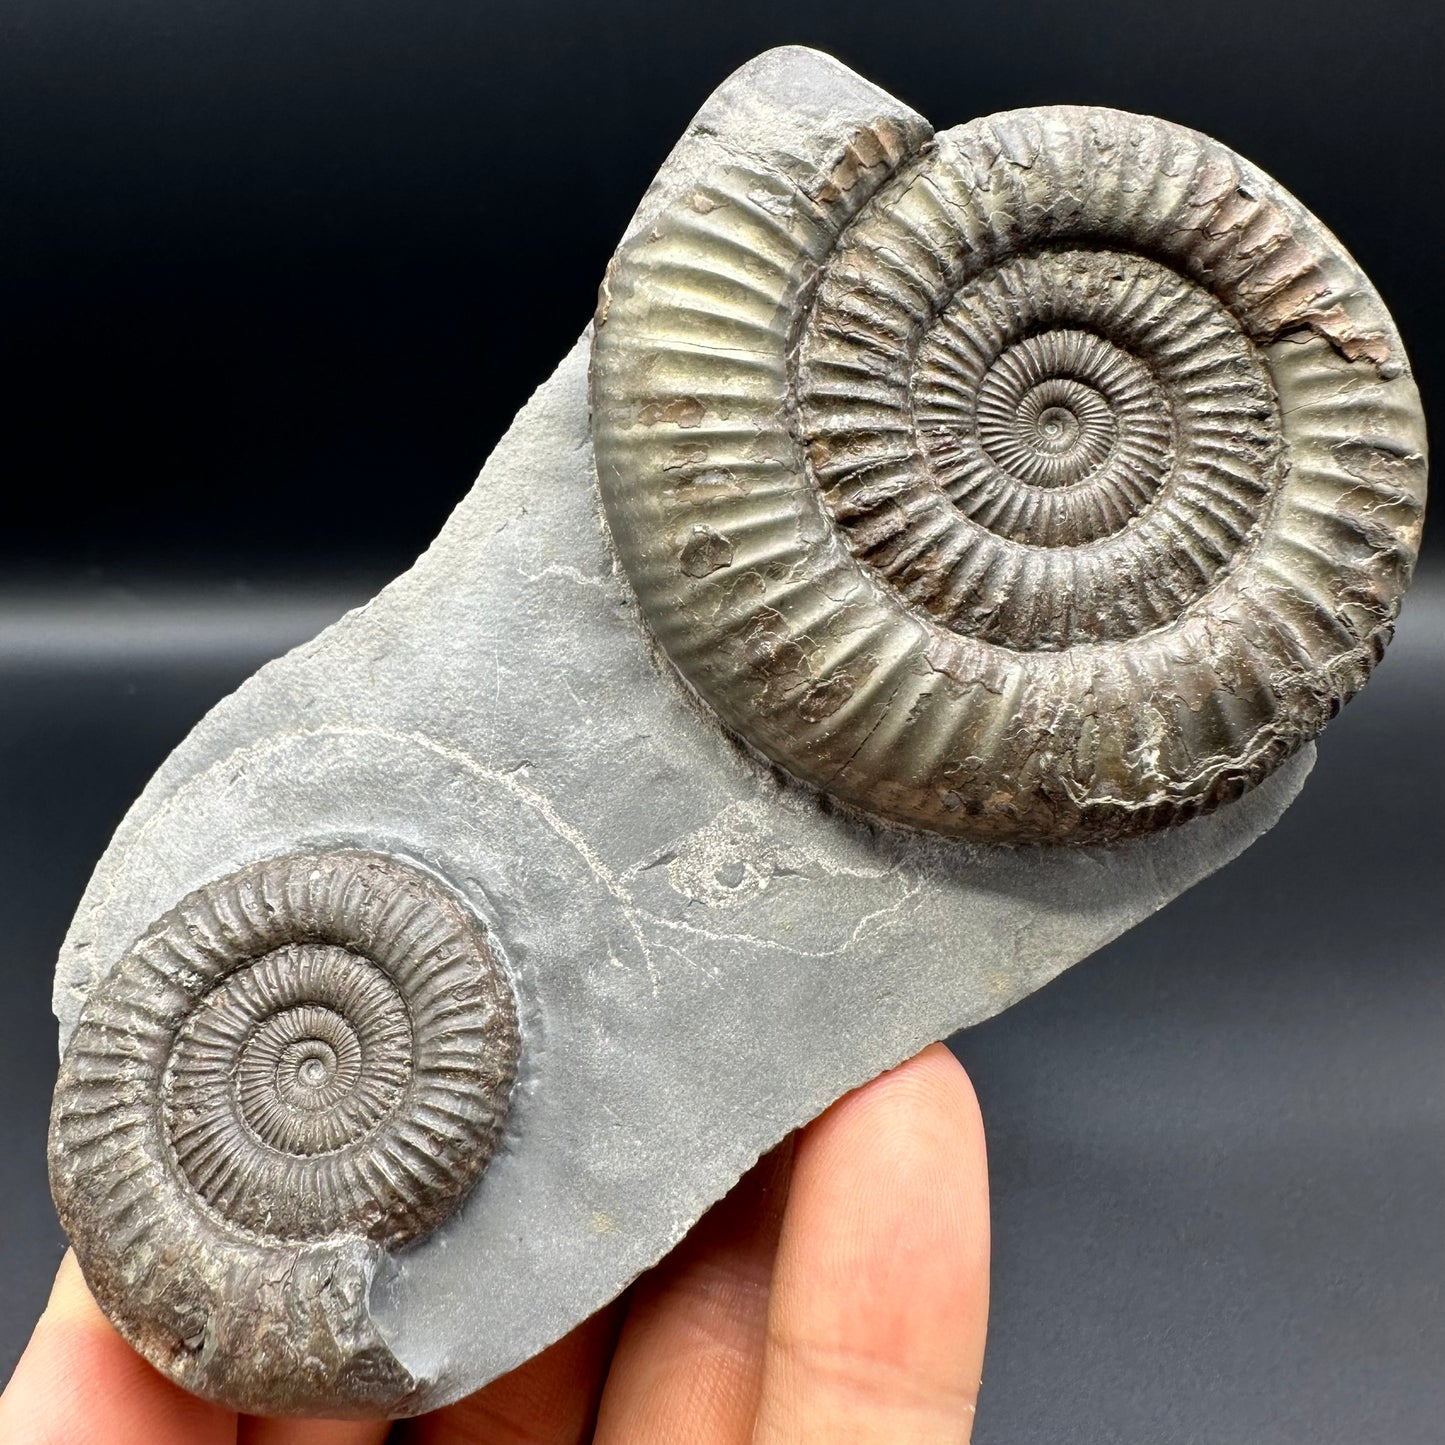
1, 1042, 989, 1443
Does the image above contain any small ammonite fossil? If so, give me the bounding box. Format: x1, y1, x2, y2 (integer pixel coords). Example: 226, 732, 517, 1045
591, 104, 1428, 844
48, 850, 519, 1416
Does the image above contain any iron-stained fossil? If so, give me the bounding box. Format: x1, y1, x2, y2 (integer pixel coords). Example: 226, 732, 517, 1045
46, 47, 1426, 1418
49, 851, 517, 1414
590, 106, 1425, 844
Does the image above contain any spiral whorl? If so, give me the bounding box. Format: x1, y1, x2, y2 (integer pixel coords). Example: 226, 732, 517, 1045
591, 102, 1427, 843
805, 245, 1282, 650
48, 851, 518, 1415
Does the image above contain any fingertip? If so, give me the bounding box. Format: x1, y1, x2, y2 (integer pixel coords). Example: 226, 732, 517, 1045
753, 1042, 991, 1443
794, 1041, 988, 1222
42, 1249, 106, 1326
592, 1142, 794, 1444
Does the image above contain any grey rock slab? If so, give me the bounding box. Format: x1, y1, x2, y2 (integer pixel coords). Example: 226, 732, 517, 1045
51, 327, 1310, 1410
47, 45, 1372, 1416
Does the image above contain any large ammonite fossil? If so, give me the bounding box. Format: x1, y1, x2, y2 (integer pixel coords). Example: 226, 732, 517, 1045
48, 850, 518, 1415
591, 104, 1427, 843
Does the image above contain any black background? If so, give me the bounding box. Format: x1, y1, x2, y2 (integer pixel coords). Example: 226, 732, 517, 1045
1, 3, 1441, 1441
3, 0, 1442, 577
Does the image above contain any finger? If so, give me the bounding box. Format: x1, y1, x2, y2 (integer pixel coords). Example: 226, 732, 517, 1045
396, 1300, 623, 1445
591, 1141, 793, 1444
238, 1412, 390, 1443
0, 1250, 236, 1445
752, 1043, 990, 1445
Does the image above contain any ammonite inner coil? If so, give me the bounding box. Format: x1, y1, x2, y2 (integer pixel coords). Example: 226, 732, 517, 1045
48, 850, 518, 1415
590, 104, 1427, 844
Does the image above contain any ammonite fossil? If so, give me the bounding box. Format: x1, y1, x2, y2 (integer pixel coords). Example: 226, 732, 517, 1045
48, 850, 518, 1415
591, 101, 1427, 843
44, 45, 1428, 1422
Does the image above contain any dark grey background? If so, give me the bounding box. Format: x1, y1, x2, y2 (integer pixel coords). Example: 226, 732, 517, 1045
1, 3, 1440, 1441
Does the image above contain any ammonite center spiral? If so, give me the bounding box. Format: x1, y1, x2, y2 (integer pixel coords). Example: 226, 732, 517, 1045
804, 247, 1281, 650
936, 325, 1164, 518
591, 102, 1426, 842
165, 940, 421, 1240
978, 355, 1122, 487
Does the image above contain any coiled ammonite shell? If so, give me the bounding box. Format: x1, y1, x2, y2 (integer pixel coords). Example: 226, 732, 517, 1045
591, 105, 1427, 843
48, 850, 518, 1415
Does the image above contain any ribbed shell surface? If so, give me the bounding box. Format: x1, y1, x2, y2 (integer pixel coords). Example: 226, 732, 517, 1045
48, 850, 518, 1415
590, 104, 1427, 843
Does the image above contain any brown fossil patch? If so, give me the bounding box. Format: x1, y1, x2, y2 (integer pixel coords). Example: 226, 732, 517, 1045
590, 103, 1427, 843
49, 850, 518, 1416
